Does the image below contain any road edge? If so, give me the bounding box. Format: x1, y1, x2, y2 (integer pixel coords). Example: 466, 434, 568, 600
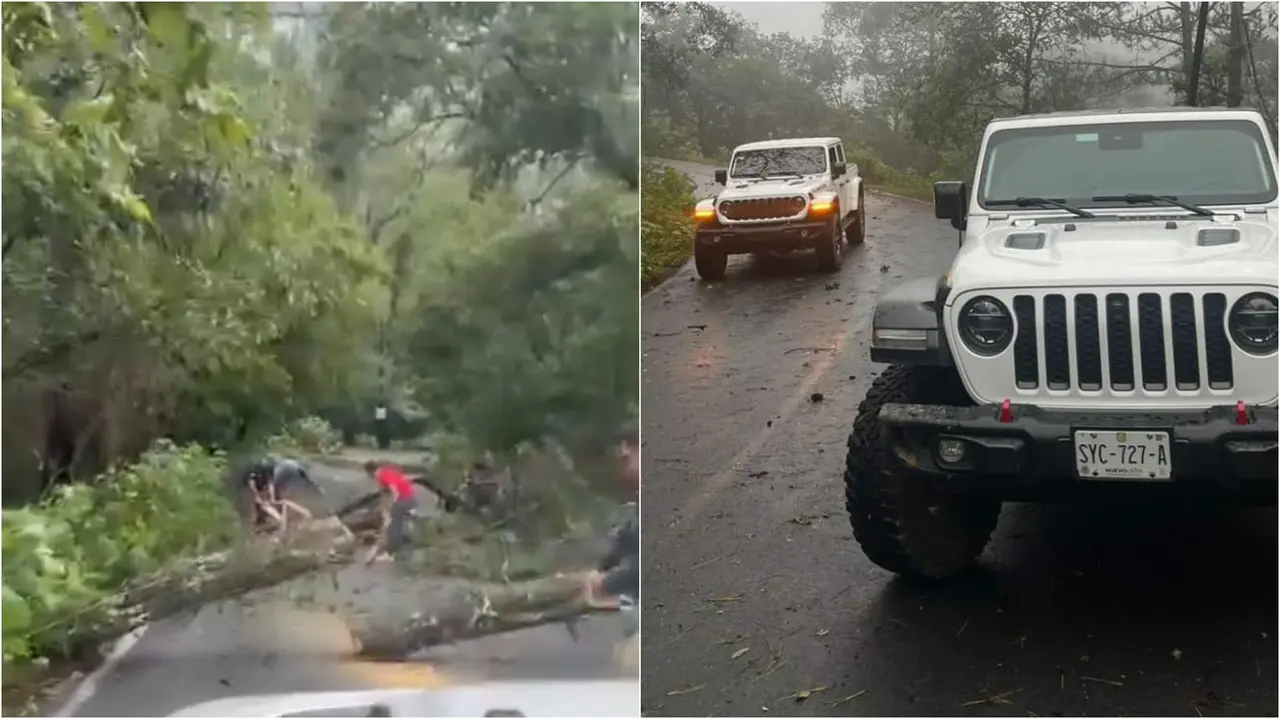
49, 626, 150, 717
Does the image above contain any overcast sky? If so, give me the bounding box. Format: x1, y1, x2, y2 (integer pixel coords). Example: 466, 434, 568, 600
715, 1, 826, 39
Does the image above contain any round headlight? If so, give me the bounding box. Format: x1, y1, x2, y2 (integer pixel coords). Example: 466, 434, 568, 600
1229, 292, 1279, 355
958, 296, 1013, 355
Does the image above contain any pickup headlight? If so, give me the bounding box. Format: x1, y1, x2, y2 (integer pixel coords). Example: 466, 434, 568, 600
957, 296, 1013, 355
1229, 292, 1279, 355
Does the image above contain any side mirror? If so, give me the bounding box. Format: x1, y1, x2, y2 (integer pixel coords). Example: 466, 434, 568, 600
714, 169, 727, 185
934, 181, 968, 232
832, 162, 846, 178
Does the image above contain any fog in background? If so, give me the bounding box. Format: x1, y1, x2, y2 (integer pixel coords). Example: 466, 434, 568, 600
643, 1, 1278, 189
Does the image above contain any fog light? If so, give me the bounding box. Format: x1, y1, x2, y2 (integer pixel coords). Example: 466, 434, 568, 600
937, 438, 966, 464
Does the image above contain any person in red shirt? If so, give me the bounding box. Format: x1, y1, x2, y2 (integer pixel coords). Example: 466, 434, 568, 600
361, 460, 419, 565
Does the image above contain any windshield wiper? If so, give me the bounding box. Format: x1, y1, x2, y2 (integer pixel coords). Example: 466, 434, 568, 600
1091, 193, 1215, 217
763, 171, 804, 179
988, 197, 1095, 218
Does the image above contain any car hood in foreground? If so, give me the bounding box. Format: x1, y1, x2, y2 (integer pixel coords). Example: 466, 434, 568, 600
168, 680, 640, 718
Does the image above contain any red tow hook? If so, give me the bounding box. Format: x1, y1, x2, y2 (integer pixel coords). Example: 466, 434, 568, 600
1235, 400, 1249, 426
999, 398, 1013, 424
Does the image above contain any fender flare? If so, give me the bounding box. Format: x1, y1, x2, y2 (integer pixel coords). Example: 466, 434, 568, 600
869, 276, 954, 366
848, 176, 863, 213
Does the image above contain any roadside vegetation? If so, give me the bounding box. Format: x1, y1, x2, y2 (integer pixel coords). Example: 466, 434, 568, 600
638, 1, 1279, 279
641, 161, 697, 289
1, 1, 637, 704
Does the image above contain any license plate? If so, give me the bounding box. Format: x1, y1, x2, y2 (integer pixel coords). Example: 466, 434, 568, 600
1073, 430, 1172, 480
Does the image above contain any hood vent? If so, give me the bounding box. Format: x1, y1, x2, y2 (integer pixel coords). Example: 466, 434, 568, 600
1005, 232, 1046, 250
1196, 227, 1240, 247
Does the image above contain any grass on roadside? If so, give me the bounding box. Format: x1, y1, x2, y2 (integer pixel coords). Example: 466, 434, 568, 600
641, 160, 697, 290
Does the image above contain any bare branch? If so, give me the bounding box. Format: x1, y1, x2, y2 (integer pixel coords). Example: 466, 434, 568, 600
528, 156, 583, 209
370, 111, 469, 149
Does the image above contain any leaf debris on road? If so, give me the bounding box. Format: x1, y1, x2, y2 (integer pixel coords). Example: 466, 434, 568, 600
666, 684, 706, 696
828, 689, 866, 708
731, 647, 750, 660
777, 685, 829, 703
962, 688, 1021, 707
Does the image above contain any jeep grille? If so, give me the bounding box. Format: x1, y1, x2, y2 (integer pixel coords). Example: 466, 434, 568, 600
950, 286, 1277, 410
1012, 291, 1234, 392
718, 196, 806, 222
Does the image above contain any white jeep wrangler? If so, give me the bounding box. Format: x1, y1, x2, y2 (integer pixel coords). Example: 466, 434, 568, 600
692, 137, 865, 279
846, 107, 1279, 580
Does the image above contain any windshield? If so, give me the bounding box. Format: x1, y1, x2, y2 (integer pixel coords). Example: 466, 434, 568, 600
977, 119, 1278, 209
730, 146, 827, 178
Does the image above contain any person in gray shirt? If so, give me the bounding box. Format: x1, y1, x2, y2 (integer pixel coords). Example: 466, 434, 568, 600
583, 430, 640, 609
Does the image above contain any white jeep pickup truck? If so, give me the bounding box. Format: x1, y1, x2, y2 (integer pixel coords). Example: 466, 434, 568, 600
846, 107, 1278, 580
692, 137, 865, 279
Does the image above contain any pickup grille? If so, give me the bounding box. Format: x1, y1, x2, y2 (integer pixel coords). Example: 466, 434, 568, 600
718, 196, 806, 222
1012, 291, 1235, 393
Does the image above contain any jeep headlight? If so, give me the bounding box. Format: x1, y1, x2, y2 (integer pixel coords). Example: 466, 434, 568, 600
809, 192, 836, 214
1229, 292, 1279, 355
957, 296, 1013, 355
693, 199, 716, 222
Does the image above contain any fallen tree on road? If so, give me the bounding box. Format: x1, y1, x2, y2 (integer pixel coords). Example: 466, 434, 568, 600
58, 514, 610, 662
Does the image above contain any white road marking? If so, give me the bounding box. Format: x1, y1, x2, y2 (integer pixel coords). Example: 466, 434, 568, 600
52, 625, 149, 718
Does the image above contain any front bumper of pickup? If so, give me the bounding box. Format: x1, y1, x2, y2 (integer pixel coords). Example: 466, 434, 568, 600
695, 219, 831, 254
879, 402, 1278, 503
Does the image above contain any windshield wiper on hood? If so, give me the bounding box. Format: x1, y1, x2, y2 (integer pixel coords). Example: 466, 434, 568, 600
762, 171, 804, 179
988, 197, 1095, 218
1091, 193, 1215, 217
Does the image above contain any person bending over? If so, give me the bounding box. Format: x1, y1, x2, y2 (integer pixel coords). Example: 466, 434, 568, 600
241, 456, 315, 535
361, 460, 419, 565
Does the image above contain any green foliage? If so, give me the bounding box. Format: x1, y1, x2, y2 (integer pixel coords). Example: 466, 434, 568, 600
265, 416, 345, 456
5, 1, 638, 493
640, 161, 696, 289
1, 440, 235, 666
402, 183, 639, 454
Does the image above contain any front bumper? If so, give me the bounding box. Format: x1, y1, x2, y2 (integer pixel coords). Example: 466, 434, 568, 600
879, 402, 1278, 500
695, 219, 830, 254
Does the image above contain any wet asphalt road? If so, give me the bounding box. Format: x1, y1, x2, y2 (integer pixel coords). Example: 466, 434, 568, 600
56, 456, 632, 717
640, 161, 1278, 717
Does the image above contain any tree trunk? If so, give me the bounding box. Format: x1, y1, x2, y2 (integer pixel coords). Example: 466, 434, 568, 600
1187, 2, 1211, 106
1180, 2, 1195, 102
346, 573, 613, 659
1226, 1, 1244, 107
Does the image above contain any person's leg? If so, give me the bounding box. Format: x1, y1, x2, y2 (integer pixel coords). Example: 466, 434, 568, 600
385, 497, 417, 556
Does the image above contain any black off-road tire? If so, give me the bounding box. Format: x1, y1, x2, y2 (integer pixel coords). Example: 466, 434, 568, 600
694, 244, 727, 280
844, 365, 1001, 579
846, 189, 866, 244
814, 214, 843, 272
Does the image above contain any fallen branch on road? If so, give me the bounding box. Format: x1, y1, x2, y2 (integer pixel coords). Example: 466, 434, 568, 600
346, 573, 617, 659
61, 521, 361, 655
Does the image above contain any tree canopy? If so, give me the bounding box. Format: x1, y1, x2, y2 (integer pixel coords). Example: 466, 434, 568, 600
2, 1, 640, 501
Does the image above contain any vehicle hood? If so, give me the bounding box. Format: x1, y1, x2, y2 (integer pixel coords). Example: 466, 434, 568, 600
167, 680, 640, 718
949, 214, 1279, 294
717, 174, 830, 201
